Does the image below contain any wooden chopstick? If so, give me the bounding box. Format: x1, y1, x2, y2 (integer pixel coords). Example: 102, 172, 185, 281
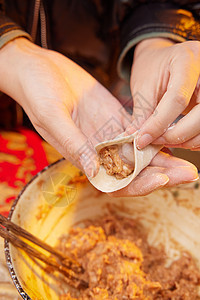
0, 214, 82, 273
0, 215, 88, 289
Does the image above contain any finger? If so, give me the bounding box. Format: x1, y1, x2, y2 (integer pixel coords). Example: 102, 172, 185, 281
35, 109, 99, 178
156, 132, 200, 150
109, 168, 169, 197
126, 88, 157, 134
151, 151, 198, 182
163, 165, 199, 187
110, 162, 198, 197
162, 133, 200, 150
86, 98, 131, 147
119, 143, 134, 165
136, 58, 200, 149
156, 142, 200, 150
109, 151, 198, 197
153, 104, 200, 145
150, 151, 198, 169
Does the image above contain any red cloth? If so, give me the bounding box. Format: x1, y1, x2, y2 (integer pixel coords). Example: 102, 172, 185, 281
0, 128, 48, 216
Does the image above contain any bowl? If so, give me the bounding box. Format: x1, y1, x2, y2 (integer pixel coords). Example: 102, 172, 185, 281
4, 159, 200, 300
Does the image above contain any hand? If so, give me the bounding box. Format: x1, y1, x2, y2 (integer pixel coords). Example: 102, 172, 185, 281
127, 38, 200, 151
0, 38, 131, 177
0, 38, 197, 196
110, 151, 198, 197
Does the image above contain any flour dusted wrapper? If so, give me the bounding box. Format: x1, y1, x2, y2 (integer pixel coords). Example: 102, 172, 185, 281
89, 132, 162, 193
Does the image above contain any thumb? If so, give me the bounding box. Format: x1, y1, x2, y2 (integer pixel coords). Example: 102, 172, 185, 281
34, 110, 99, 178
126, 84, 157, 135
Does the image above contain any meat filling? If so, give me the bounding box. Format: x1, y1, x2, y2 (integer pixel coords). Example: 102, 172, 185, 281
59, 214, 200, 300
99, 145, 134, 179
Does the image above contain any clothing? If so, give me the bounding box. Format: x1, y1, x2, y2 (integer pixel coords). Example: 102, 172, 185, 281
1, 0, 200, 83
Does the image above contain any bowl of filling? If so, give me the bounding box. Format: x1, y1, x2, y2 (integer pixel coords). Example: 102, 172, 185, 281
4, 158, 200, 300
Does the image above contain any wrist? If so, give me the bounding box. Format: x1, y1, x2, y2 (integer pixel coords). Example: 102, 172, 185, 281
0, 37, 37, 68
0, 38, 37, 100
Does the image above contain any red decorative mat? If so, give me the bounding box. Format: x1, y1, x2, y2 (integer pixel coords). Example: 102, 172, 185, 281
0, 128, 59, 217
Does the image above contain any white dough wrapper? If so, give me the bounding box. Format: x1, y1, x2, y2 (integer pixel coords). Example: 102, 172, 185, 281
88, 132, 163, 193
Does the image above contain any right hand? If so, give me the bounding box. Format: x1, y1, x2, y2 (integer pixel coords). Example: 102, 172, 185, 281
127, 38, 200, 152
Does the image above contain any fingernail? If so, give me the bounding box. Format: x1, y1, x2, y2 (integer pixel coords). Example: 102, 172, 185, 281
182, 166, 199, 182
80, 153, 94, 177
83, 163, 96, 178
156, 174, 169, 186
137, 133, 153, 149
80, 153, 98, 178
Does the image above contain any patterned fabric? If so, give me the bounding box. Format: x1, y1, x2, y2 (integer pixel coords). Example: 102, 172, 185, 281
0, 128, 62, 299
0, 128, 62, 216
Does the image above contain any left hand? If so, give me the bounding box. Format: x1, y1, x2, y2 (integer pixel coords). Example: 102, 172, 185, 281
110, 150, 198, 197
0, 38, 132, 177
126, 38, 200, 151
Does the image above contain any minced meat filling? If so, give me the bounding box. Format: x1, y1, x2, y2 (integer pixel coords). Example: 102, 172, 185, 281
99, 145, 134, 179
59, 215, 200, 300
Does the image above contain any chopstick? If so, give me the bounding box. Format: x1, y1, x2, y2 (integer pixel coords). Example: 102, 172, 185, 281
0, 215, 82, 273
0, 215, 88, 289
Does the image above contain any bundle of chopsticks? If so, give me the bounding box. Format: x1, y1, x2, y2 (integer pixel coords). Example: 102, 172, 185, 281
0, 214, 88, 289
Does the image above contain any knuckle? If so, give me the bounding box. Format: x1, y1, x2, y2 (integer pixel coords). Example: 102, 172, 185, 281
175, 93, 188, 109
32, 105, 53, 126
61, 136, 73, 154
151, 117, 165, 137
61, 136, 81, 163
154, 118, 163, 130
31, 110, 45, 128
166, 132, 185, 144
35, 111, 45, 124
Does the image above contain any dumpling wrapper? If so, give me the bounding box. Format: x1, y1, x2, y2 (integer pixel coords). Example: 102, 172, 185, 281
88, 132, 163, 193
